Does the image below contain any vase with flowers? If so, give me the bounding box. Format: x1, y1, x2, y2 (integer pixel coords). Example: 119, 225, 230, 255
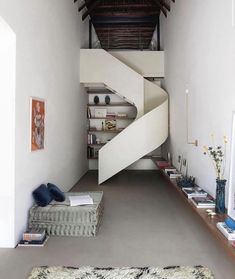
203, 135, 228, 214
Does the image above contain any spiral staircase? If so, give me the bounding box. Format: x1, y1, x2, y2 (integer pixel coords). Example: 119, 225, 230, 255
80, 49, 168, 184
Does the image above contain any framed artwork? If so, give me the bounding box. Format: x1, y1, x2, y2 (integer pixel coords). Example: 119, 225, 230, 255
94, 108, 107, 118
228, 112, 235, 221
30, 97, 45, 151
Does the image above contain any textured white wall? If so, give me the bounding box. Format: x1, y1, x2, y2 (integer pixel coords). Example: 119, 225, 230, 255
0, 0, 89, 247
0, 17, 16, 248
161, 0, 235, 200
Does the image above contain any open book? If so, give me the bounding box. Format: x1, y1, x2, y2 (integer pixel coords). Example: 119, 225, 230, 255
69, 195, 94, 206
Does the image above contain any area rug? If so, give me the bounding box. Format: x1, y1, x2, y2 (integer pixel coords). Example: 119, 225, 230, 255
28, 266, 215, 279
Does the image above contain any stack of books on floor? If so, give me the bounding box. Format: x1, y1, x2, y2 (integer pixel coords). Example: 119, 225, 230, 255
18, 229, 48, 247
217, 222, 235, 241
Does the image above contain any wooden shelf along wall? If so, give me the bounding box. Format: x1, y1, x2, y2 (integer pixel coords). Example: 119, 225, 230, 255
152, 159, 235, 262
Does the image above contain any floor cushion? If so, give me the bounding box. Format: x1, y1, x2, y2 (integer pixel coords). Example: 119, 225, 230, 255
28, 191, 104, 237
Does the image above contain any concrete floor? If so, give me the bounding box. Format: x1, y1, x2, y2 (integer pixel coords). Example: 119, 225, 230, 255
0, 170, 235, 279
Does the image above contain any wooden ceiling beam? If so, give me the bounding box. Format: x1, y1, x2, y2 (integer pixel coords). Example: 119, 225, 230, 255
152, 0, 167, 17
78, 0, 89, 12
159, 0, 170, 12
82, 0, 101, 20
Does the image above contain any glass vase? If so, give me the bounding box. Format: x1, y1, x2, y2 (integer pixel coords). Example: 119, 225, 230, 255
215, 179, 226, 214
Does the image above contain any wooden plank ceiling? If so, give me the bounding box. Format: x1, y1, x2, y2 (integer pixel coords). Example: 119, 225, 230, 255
76, 0, 174, 50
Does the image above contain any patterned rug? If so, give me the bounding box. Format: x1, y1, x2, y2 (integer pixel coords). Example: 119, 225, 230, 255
28, 266, 215, 279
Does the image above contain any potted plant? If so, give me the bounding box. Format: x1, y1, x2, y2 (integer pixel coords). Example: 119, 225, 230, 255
203, 135, 228, 214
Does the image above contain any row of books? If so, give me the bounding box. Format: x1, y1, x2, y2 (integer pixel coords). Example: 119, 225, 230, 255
106, 112, 116, 118
18, 229, 48, 247
88, 133, 96, 145
87, 146, 98, 158
155, 161, 216, 209
155, 161, 235, 244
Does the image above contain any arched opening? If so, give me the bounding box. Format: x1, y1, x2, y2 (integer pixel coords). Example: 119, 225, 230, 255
0, 16, 16, 248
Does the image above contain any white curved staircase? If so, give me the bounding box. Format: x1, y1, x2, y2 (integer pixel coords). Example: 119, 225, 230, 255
80, 49, 168, 184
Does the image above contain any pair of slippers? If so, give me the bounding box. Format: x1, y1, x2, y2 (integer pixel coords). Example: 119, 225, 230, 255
32, 183, 65, 207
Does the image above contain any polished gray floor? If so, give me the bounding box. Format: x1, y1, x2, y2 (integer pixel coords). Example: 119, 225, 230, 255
0, 170, 235, 279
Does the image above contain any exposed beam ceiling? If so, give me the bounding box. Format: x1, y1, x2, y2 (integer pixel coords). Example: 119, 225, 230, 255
76, 0, 175, 50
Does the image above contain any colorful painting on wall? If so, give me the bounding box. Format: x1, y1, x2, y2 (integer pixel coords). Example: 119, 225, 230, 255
30, 97, 45, 151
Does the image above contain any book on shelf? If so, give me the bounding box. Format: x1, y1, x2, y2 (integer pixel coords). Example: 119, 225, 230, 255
87, 146, 95, 158
191, 196, 215, 208
164, 168, 182, 179
164, 168, 176, 172
117, 113, 127, 118
18, 235, 49, 247
169, 172, 182, 179
106, 112, 116, 118
88, 133, 96, 145
155, 160, 172, 169
182, 187, 208, 199
23, 229, 46, 241
217, 222, 235, 241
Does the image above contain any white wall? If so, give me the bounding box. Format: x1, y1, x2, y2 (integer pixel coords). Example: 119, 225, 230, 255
0, 17, 16, 248
0, 0, 89, 247
161, 0, 235, 200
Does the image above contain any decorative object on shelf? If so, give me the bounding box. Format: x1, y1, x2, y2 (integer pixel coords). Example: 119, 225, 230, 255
225, 217, 235, 230
105, 95, 111, 105
96, 138, 101, 144
167, 151, 171, 163
206, 209, 217, 217
105, 119, 116, 131
203, 135, 228, 214
30, 97, 45, 152
177, 155, 182, 172
176, 176, 195, 188
215, 178, 226, 214
94, 95, 99, 104
181, 158, 188, 177
102, 121, 104, 131
94, 108, 107, 118
87, 107, 91, 118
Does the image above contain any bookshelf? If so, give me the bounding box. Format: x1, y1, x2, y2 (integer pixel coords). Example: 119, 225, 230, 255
87, 88, 137, 161
152, 159, 235, 262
